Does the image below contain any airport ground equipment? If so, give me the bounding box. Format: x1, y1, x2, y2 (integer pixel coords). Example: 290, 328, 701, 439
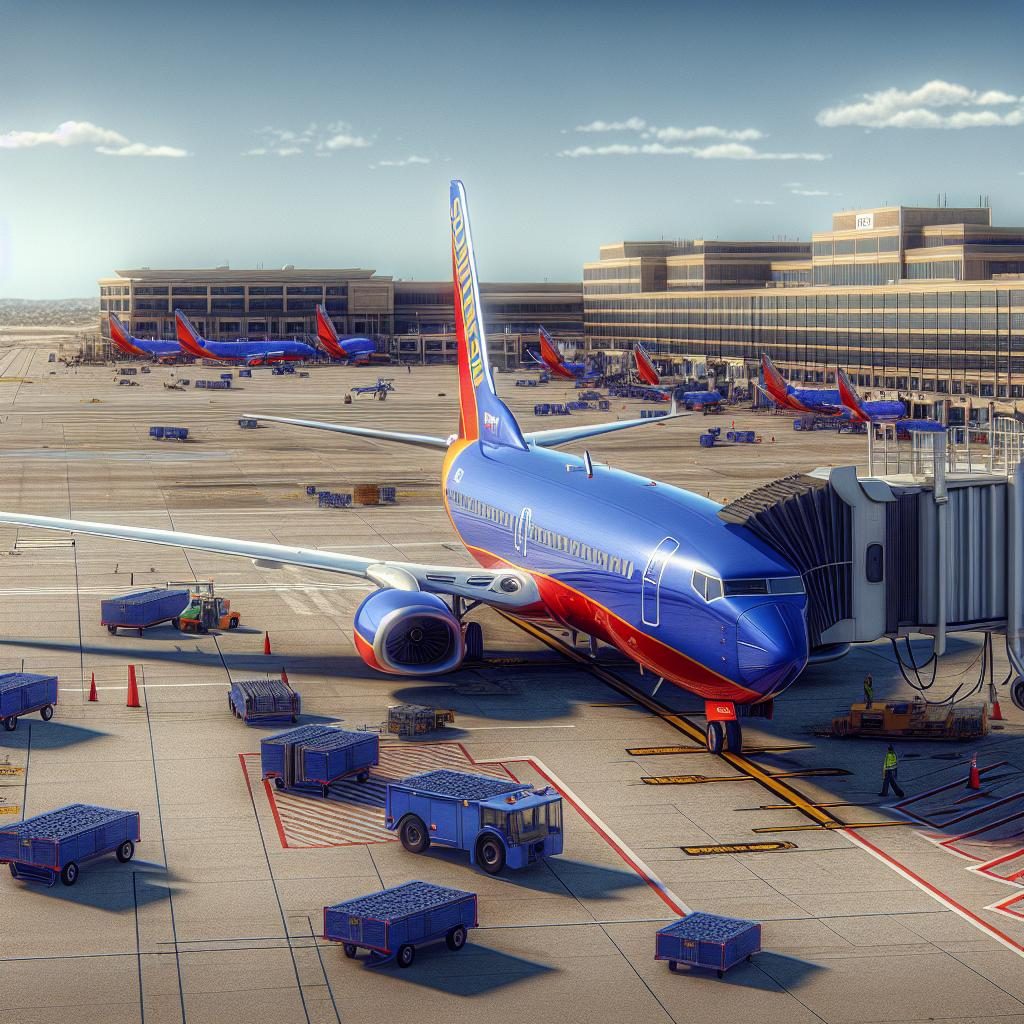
656, 913, 761, 977
385, 769, 563, 874
178, 593, 240, 633
118, 379, 139, 386
726, 430, 757, 443
324, 881, 477, 968
641, 409, 669, 419
260, 725, 379, 797
229, 678, 301, 725
0, 804, 140, 886
101, 588, 191, 635
318, 491, 353, 508
140, 366, 151, 374
0, 673, 58, 732
118, 367, 137, 376
149, 426, 189, 441
219, 373, 232, 381
386, 704, 455, 737
828, 699, 988, 740
351, 378, 395, 400
239, 369, 252, 378
238, 418, 259, 429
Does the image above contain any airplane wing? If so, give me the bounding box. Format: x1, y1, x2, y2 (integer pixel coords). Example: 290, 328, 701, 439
244, 413, 449, 450
525, 404, 689, 449
0, 511, 538, 608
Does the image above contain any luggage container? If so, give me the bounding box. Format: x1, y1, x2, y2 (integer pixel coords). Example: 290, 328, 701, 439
0, 803, 140, 887
306, 485, 317, 495
378, 486, 397, 504
229, 678, 301, 725
655, 913, 761, 977
195, 379, 207, 389
149, 426, 188, 441
699, 433, 716, 448
386, 769, 563, 873
149, 426, 165, 439
261, 725, 379, 797
118, 367, 137, 376
324, 881, 477, 968
101, 588, 191, 635
387, 704, 455, 737
219, 372, 233, 380
239, 368, 252, 378
238, 418, 259, 429
0, 673, 58, 732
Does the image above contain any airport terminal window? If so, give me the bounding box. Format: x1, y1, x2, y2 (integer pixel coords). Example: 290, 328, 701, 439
211, 286, 243, 296
326, 286, 348, 297
135, 287, 168, 296
834, 240, 855, 255
856, 237, 878, 254
171, 286, 207, 296
878, 235, 900, 252
249, 286, 283, 296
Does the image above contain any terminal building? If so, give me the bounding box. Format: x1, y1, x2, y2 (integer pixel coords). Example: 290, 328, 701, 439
97, 268, 582, 367
584, 205, 1024, 415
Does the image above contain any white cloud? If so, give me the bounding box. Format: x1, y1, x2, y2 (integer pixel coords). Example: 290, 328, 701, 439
559, 141, 826, 161
0, 119, 187, 156
576, 117, 647, 133
653, 125, 763, 142
374, 155, 430, 168
790, 188, 834, 196
243, 121, 371, 156
817, 80, 1024, 129
733, 198, 776, 206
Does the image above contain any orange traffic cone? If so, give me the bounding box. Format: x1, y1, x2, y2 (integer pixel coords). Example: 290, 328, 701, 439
991, 700, 1004, 721
88, 673, 98, 702
263, 632, 272, 656
281, 667, 289, 686
126, 665, 141, 708
967, 753, 981, 790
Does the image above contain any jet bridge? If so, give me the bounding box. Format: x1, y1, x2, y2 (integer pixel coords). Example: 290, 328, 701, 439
720, 418, 1024, 709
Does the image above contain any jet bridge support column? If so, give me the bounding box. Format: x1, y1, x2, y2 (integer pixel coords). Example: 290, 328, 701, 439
933, 432, 948, 657
1007, 461, 1024, 686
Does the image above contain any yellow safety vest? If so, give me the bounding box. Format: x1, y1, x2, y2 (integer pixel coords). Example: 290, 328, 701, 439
883, 751, 898, 771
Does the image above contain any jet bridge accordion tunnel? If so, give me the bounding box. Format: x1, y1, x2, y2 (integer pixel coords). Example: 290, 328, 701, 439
720, 462, 1024, 709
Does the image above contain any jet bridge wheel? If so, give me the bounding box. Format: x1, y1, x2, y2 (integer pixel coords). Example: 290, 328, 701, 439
1011, 677, 1024, 713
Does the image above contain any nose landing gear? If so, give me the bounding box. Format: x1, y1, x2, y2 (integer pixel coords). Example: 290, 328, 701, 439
704, 703, 743, 754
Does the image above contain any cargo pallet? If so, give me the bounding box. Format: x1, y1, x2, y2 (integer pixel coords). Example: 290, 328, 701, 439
656, 913, 761, 977
324, 881, 477, 968
0, 804, 140, 887
0, 673, 58, 732
261, 725, 379, 798
229, 678, 301, 724
101, 588, 191, 635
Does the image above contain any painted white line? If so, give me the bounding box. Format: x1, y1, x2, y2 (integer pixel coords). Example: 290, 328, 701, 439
279, 592, 312, 616
458, 724, 576, 731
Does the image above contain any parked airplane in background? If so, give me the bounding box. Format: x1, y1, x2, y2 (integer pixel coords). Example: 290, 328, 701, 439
529, 326, 595, 380
633, 343, 661, 386
315, 305, 376, 363
108, 313, 181, 362
760, 354, 906, 422
174, 310, 319, 365
0, 182, 810, 755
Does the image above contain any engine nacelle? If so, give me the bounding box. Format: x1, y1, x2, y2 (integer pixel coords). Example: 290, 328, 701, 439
353, 590, 464, 676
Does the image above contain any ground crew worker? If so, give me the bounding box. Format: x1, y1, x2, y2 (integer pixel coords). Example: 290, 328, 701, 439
863, 672, 874, 709
879, 744, 905, 798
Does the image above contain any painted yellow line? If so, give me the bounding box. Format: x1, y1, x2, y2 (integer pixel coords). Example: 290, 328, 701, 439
500, 612, 842, 829
751, 821, 912, 833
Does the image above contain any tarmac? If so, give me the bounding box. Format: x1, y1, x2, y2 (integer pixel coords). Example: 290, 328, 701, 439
1, 350, 1022, 1024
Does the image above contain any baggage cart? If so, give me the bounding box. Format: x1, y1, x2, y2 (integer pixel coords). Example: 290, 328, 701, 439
656, 912, 761, 977
101, 588, 191, 635
229, 678, 300, 725
387, 704, 455, 737
261, 725, 379, 797
324, 880, 477, 968
238, 418, 259, 429
0, 673, 58, 732
239, 368, 252, 378
0, 803, 140, 886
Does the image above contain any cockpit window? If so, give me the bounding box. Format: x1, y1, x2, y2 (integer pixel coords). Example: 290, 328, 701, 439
694, 571, 803, 601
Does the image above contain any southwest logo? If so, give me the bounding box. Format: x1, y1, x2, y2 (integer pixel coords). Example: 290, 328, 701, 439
483, 412, 499, 433
450, 196, 485, 387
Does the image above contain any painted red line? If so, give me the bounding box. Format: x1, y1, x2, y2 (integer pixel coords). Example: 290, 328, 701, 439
845, 827, 1024, 957
893, 762, 1007, 825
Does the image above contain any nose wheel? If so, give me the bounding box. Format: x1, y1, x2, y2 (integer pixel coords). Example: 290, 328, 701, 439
705, 719, 743, 754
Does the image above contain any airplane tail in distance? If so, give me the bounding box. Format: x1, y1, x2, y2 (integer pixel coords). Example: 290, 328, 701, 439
760, 353, 793, 403
315, 304, 346, 358
538, 326, 563, 369
108, 313, 144, 356
633, 343, 660, 385
449, 180, 527, 450
836, 367, 871, 422
174, 310, 216, 359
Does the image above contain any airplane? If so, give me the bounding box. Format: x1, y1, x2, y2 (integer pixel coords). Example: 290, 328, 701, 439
108, 313, 182, 362
315, 305, 376, 363
351, 378, 395, 400
175, 310, 319, 366
760, 354, 905, 422
632, 343, 661, 386
529, 326, 596, 380
0, 181, 810, 755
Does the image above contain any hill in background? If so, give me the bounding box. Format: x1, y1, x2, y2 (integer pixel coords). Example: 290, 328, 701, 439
0, 298, 99, 327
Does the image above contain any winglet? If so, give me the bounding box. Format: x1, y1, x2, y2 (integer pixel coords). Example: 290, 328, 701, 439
449, 180, 527, 450
315, 304, 346, 358
174, 310, 218, 359
633, 343, 661, 386
108, 313, 146, 356
836, 367, 871, 422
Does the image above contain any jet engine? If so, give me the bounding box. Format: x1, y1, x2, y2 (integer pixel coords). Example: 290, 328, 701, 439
353, 590, 464, 676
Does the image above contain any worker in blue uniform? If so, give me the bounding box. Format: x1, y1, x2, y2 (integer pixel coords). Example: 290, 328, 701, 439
879, 744, 905, 798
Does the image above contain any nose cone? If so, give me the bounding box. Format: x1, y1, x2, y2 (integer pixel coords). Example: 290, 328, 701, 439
736, 601, 808, 697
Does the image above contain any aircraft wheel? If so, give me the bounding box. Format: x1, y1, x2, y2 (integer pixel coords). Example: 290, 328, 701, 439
725, 720, 743, 753
705, 721, 725, 755
1011, 677, 1024, 713
464, 622, 483, 662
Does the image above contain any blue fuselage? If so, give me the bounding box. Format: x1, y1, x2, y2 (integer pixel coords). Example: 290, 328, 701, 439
442, 440, 808, 704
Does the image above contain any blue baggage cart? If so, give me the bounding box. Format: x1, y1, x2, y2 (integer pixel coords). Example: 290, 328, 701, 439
238, 418, 259, 429
656, 913, 761, 977
101, 588, 191, 635
0, 673, 58, 732
149, 426, 165, 439
0, 803, 141, 886
229, 678, 301, 724
385, 769, 563, 873
324, 881, 477, 968
261, 725, 379, 797
239, 368, 252, 378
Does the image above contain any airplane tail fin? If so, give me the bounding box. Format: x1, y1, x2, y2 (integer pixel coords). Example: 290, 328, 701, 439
538, 326, 565, 370
315, 304, 346, 358
633, 343, 661, 386
174, 310, 216, 359
760, 353, 795, 406
449, 180, 527, 450
108, 313, 144, 356
836, 367, 871, 422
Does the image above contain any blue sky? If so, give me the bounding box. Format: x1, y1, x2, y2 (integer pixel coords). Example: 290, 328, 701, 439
1, 0, 1023, 296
